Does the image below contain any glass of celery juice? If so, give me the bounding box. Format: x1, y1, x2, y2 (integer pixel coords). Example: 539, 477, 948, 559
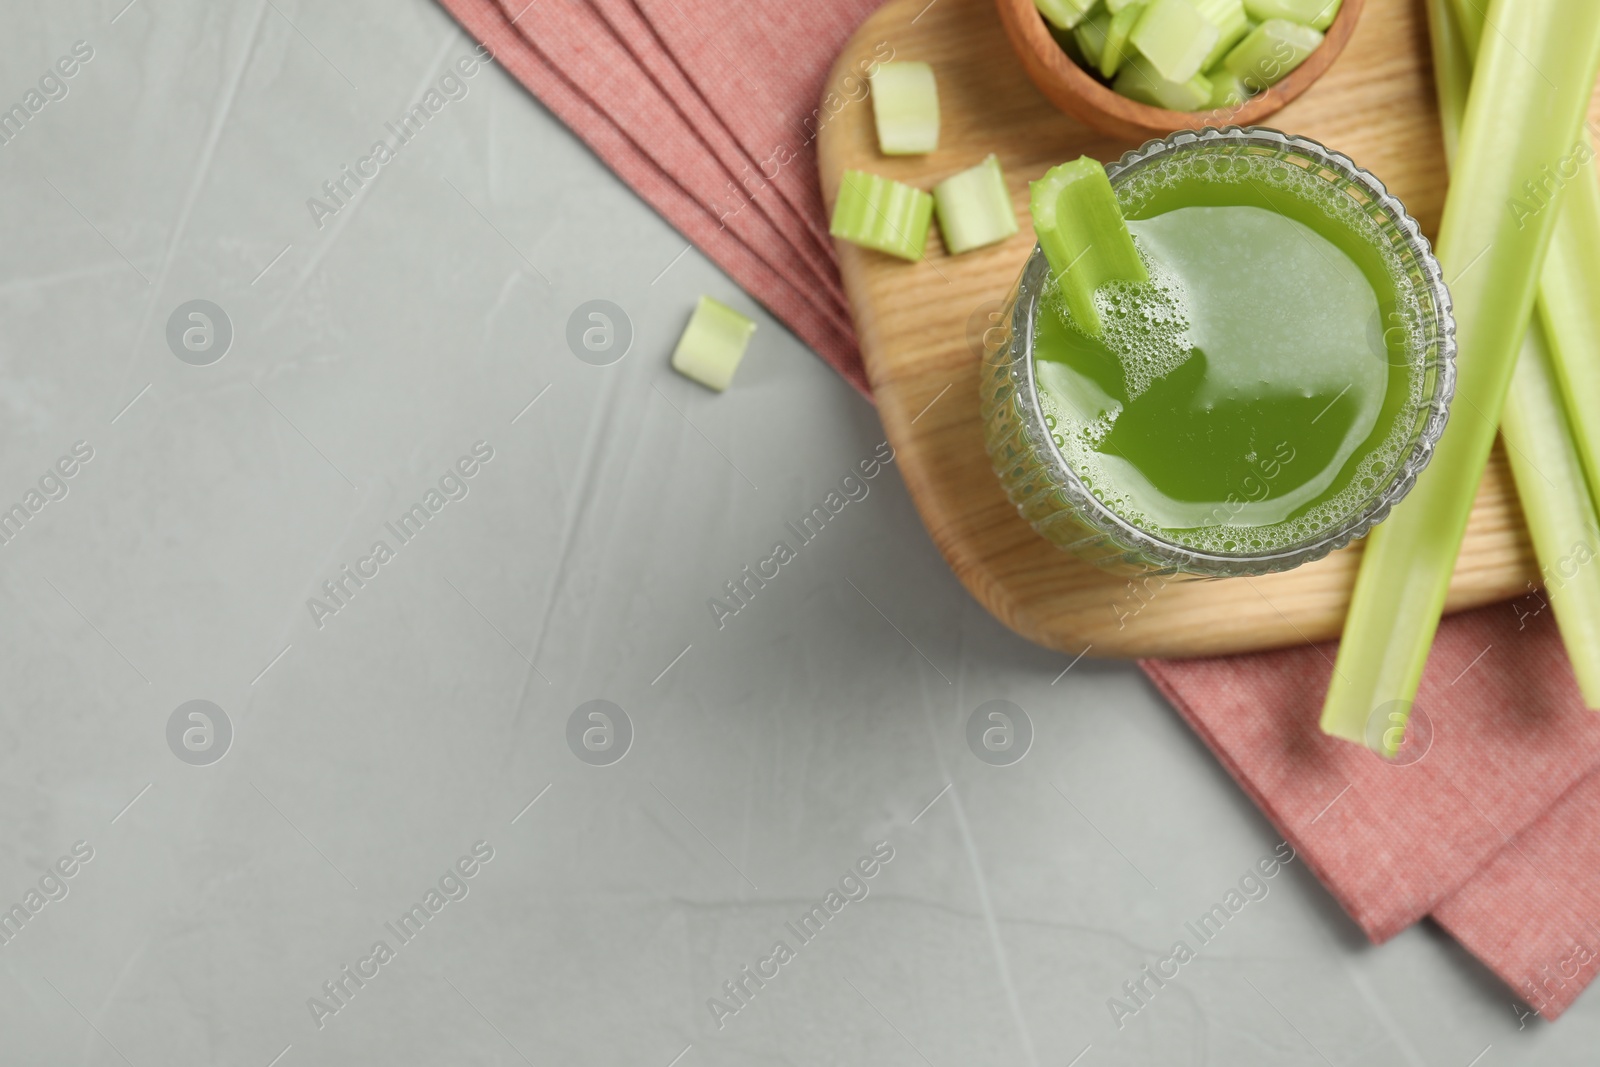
981, 128, 1456, 577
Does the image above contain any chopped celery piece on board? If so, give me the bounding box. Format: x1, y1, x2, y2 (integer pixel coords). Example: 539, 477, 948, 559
1029, 157, 1148, 336
671, 296, 757, 392
1130, 0, 1220, 81
1101, 1, 1145, 76
1035, 0, 1098, 30
1194, 0, 1252, 67
830, 170, 934, 261
1075, 9, 1113, 68
1245, 0, 1340, 29
869, 62, 940, 155
1223, 19, 1322, 90
933, 154, 1019, 254
1115, 55, 1213, 109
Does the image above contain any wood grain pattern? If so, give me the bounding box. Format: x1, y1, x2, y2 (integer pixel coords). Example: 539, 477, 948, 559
994, 0, 1365, 140
817, 0, 1558, 659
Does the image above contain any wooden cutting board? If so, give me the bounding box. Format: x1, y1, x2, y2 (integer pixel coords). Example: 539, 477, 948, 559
815, 0, 1549, 659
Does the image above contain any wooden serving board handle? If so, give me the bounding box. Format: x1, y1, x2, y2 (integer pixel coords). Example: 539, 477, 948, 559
816, 0, 1551, 659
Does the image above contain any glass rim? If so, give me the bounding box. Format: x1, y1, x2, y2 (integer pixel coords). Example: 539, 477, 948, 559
1007, 126, 1458, 575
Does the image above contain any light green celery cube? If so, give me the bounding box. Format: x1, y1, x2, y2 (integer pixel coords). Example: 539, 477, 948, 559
671, 296, 757, 392
1035, 0, 1099, 30
1205, 65, 1250, 109
1130, 0, 1220, 83
830, 169, 935, 261
1100, 1, 1145, 77
870, 62, 940, 155
1115, 54, 1213, 110
1193, 0, 1251, 68
1074, 9, 1113, 68
933, 154, 1019, 254
1245, 0, 1340, 29
1106, 0, 1141, 11
1222, 18, 1323, 91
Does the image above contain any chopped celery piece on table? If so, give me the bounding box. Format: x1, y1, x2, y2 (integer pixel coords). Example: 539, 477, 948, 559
933, 154, 1019, 254
1130, 0, 1220, 82
1115, 55, 1213, 110
1034, 0, 1098, 30
1100, 1, 1145, 77
1223, 19, 1323, 90
1245, 0, 1341, 29
1028, 157, 1148, 337
830, 169, 934, 261
671, 296, 757, 393
1193, 0, 1253, 68
1074, 10, 1113, 69
869, 62, 940, 156
1320, 0, 1600, 749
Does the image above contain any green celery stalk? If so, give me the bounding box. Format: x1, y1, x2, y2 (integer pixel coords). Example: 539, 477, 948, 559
1538, 170, 1600, 517
1501, 324, 1600, 705
1448, 0, 1485, 50
1426, 0, 1600, 708
1446, 0, 1600, 522
1320, 0, 1600, 748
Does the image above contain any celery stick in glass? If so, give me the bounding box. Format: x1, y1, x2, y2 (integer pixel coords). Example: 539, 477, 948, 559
1075, 10, 1113, 69
1223, 19, 1322, 90
1114, 55, 1213, 110
1194, 0, 1252, 68
1100, 1, 1145, 76
870, 62, 940, 156
1321, 0, 1600, 749
1035, 0, 1099, 30
1245, 0, 1340, 29
1130, 0, 1219, 82
830, 170, 934, 261
671, 296, 757, 392
1028, 157, 1147, 336
934, 154, 1019, 254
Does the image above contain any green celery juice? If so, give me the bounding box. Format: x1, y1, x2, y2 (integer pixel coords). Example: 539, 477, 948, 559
1032, 153, 1426, 555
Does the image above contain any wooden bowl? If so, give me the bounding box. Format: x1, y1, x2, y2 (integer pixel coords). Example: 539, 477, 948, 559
994, 0, 1366, 140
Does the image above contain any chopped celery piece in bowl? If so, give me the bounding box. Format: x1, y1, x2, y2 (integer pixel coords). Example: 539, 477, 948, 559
1034, 0, 1097, 29
1245, 0, 1341, 29
1129, 0, 1219, 81
1223, 19, 1324, 90
1073, 9, 1113, 69
1100, 1, 1145, 77
1114, 55, 1213, 111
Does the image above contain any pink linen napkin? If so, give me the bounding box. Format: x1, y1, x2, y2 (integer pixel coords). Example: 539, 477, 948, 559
436, 0, 1600, 1018
1144, 603, 1600, 1018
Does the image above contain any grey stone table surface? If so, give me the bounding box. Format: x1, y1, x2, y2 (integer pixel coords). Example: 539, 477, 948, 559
0, 0, 1592, 1064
